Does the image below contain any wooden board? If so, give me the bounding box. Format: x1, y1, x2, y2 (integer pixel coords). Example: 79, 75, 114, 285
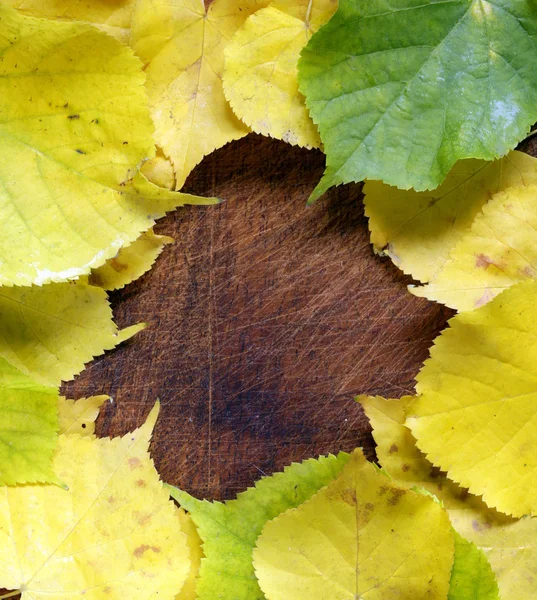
63, 134, 453, 501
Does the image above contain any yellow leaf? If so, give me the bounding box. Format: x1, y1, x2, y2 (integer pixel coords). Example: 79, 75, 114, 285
0, 282, 142, 386
0, 359, 60, 486
0, 404, 191, 599
5, 0, 136, 42
405, 279, 537, 517
359, 393, 537, 600
89, 229, 173, 291
130, 0, 269, 189
411, 185, 537, 311
0, 6, 214, 287
175, 507, 203, 600
58, 395, 109, 437
223, 0, 336, 148
253, 448, 454, 600
364, 151, 537, 283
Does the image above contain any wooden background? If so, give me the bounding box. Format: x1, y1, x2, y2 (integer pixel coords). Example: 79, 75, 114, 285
64, 134, 453, 501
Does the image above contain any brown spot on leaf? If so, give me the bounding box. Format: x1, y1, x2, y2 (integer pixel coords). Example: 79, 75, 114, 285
379, 485, 389, 496
389, 443, 398, 454
109, 257, 128, 273
520, 264, 536, 278
475, 254, 494, 269
365, 502, 374, 511
340, 488, 357, 505
128, 457, 141, 470
136, 479, 147, 488
134, 544, 161, 558
401, 464, 410, 472
388, 488, 406, 506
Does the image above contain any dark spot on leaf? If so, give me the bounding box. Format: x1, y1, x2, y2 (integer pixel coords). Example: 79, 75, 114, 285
67, 114, 80, 120
365, 502, 374, 511
389, 443, 398, 454
136, 479, 147, 488
475, 253, 494, 269
388, 488, 406, 506
133, 544, 161, 558
75, 149, 86, 155
401, 464, 410, 472
81, 423, 87, 429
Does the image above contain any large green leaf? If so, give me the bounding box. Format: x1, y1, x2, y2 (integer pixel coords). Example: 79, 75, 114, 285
168, 453, 349, 599
299, 0, 537, 199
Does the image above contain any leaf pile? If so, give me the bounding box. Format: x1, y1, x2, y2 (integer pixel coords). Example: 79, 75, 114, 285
3, 0, 537, 597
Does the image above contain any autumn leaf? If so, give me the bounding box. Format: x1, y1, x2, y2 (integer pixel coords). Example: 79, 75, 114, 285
253, 449, 454, 599
410, 184, 537, 311
449, 532, 499, 600
364, 151, 537, 283
89, 229, 173, 291
359, 393, 537, 600
175, 507, 204, 600
0, 359, 59, 486
299, 0, 537, 200
0, 404, 191, 599
0, 282, 143, 386
5, 0, 136, 42
130, 0, 270, 190
0, 5, 213, 287
223, 0, 336, 149
403, 279, 537, 516
57, 395, 109, 437
168, 452, 349, 599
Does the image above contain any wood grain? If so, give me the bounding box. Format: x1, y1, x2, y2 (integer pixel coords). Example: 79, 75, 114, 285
63, 134, 453, 501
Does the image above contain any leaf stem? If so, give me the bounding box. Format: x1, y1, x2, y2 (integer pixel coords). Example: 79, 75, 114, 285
0, 591, 20, 600
520, 129, 537, 144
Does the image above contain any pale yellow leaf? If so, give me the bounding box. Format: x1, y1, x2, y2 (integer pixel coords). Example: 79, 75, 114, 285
0, 404, 191, 599
364, 151, 537, 283
175, 507, 203, 600
0, 6, 213, 287
404, 279, 537, 516
359, 393, 537, 600
5, 0, 136, 42
411, 185, 537, 311
253, 448, 454, 600
130, 0, 270, 189
58, 395, 109, 437
90, 229, 173, 291
223, 0, 336, 148
0, 282, 142, 386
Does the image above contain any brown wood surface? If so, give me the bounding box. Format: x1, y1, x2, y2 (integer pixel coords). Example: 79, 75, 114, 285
63, 134, 453, 501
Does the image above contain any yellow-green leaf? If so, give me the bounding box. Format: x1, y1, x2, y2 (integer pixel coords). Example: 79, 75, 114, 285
58, 395, 109, 437
406, 279, 537, 517
175, 507, 203, 600
223, 0, 336, 148
253, 448, 454, 600
5, 0, 136, 42
364, 151, 537, 283
0, 282, 142, 386
0, 359, 59, 485
0, 404, 191, 599
449, 531, 499, 600
130, 0, 269, 189
89, 229, 173, 291
359, 393, 537, 600
0, 5, 213, 287
411, 185, 537, 311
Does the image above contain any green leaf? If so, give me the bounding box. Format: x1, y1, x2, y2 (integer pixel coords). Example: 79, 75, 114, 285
0, 359, 59, 485
449, 531, 500, 600
299, 0, 537, 199
168, 452, 349, 600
